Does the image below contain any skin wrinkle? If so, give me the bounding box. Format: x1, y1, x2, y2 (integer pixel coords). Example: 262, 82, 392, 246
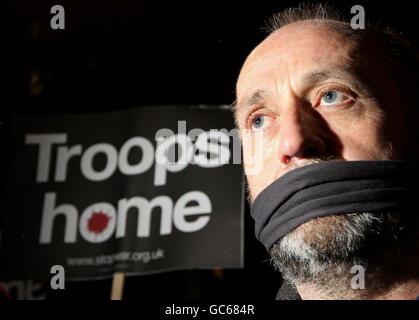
235, 18, 419, 299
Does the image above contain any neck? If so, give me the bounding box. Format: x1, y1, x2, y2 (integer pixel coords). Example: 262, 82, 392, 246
296, 278, 419, 300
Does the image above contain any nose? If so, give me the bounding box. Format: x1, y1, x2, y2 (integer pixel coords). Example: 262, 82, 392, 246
278, 108, 326, 164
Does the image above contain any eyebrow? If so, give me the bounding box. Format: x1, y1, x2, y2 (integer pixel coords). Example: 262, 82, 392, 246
302, 68, 359, 86
243, 89, 267, 108
234, 89, 267, 121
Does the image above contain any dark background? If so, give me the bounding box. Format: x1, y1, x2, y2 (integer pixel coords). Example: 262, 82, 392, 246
1, 0, 417, 299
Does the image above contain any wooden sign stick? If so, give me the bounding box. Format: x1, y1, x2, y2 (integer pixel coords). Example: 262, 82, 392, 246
110, 272, 125, 300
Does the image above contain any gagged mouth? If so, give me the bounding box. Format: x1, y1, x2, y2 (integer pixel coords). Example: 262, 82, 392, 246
280, 155, 344, 177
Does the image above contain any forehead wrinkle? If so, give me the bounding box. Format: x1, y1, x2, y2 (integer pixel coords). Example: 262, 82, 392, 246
276, 78, 281, 98
238, 31, 354, 92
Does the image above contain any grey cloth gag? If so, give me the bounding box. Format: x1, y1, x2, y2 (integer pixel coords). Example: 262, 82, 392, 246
250, 160, 418, 252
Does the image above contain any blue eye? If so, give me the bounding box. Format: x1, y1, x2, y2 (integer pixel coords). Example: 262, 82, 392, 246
252, 116, 265, 129
322, 91, 339, 104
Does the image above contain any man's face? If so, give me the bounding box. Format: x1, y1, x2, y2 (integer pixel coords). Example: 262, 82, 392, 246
235, 21, 408, 201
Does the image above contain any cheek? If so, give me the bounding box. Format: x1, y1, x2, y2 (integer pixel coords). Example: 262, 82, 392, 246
333, 118, 391, 160
242, 133, 279, 199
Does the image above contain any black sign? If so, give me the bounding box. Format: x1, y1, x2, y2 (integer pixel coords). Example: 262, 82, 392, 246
1, 106, 244, 280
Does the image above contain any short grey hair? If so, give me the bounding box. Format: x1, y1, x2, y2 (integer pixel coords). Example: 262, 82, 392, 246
264, 2, 345, 33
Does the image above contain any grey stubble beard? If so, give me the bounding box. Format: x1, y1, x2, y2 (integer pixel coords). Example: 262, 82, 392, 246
269, 211, 418, 299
